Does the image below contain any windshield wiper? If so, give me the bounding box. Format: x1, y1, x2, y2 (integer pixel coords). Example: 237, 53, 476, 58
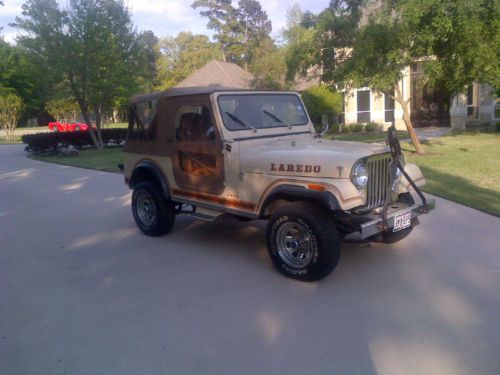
225, 112, 257, 132
263, 110, 292, 129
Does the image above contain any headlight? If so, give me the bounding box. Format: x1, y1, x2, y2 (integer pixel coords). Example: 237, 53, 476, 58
351, 162, 368, 189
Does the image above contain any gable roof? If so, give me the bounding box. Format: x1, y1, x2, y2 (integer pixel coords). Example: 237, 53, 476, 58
175, 60, 253, 89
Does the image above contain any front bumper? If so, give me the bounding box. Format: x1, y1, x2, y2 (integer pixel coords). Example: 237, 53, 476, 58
359, 198, 435, 239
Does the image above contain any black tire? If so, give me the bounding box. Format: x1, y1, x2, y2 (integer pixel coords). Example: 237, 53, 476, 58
132, 180, 175, 236
381, 226, 413, 243
381, 192, 414, 243
266, 202, 341, 282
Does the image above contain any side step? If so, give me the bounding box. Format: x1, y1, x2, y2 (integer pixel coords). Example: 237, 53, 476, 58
186, 207, 223, 222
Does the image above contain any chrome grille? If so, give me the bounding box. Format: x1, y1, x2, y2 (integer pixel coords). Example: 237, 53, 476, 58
366, 153, 393, 208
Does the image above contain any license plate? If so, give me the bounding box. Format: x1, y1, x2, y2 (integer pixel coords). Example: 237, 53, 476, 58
393, 211, 412, 232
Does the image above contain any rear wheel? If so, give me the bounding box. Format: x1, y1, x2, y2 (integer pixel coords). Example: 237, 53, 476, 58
132, 181, 175, 236
266, 202, 341, 282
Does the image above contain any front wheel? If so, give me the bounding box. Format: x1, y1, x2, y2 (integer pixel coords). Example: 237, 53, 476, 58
381, 192, 414, 243
132, 181, 175, 236
266, 202, 341, 282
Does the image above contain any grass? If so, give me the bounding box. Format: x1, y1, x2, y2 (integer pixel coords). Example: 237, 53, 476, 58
26, 130, 500, 216
331, 130, 409, 143
0, 136, 23, 144
403, 131, 500, 217
102, 122, 128, 129
32, 148, 123, 173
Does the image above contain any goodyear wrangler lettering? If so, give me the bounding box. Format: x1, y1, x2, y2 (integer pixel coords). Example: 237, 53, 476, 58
270, 163, 321, 173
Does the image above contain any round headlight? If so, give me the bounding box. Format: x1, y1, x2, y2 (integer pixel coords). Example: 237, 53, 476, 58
352, 162, 368, 189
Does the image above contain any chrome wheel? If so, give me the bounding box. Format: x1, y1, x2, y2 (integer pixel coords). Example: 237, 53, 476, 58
275, 221, 314, 269
136, 191, 157, 226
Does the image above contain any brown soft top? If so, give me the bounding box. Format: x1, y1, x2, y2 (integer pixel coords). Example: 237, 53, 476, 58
129, 86, 299, 104
129, 86, 246, 104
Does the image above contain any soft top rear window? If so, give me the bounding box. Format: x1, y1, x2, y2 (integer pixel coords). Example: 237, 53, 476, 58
218, 94, 308, 131
128, 99, 157, 140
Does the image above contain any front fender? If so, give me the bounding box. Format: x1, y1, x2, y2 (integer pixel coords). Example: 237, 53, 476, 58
397, 163, 425, 193
259, 184, 341, 218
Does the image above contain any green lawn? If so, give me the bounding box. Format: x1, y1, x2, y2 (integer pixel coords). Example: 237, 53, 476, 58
32, 148, 123, 173
0, 136, 23, 144
332, 130, 409, 143
27, 130, 500, 216
102, 122, 128, 129
403, 131, 500, 217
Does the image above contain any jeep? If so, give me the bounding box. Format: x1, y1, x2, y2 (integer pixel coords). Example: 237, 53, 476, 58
122, 87, 434, 282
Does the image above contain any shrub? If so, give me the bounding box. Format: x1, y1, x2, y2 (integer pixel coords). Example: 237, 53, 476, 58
496, 122, 500, 132
365, 123, 377, 132
341, 125, 352, 133
22, 128, 127, 154
351, 123, 365, 133
0, 94, 24, 141
301, 85, 343, 125
330, 124, 340, 133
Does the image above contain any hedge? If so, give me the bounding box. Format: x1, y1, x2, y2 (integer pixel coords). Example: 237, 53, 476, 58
22, 129, 127, 154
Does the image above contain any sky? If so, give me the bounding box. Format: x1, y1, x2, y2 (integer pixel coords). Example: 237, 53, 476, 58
0, 0, 329, 44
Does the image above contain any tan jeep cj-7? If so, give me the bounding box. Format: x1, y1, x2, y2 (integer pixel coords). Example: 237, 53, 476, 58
122, 87, 435, 281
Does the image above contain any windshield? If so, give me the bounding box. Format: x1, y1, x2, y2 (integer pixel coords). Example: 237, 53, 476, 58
218, 94, 309, 131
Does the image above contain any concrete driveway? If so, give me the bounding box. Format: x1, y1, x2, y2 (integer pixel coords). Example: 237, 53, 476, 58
1, 144, 499, 375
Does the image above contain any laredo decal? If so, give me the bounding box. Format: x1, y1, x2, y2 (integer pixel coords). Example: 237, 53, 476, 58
270, 163, 321, 173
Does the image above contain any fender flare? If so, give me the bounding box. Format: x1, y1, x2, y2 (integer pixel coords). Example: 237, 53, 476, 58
259, 184, 341, 218
129, 161, 170, 199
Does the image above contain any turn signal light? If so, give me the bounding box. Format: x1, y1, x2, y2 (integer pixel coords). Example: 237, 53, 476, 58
307, 184, 326, 191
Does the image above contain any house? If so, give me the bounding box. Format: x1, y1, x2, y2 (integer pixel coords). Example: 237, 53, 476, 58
175, 60, 253, 89
342, 64, 498, 130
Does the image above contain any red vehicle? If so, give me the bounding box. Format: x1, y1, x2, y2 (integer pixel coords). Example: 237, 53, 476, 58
48, 122, 89, 132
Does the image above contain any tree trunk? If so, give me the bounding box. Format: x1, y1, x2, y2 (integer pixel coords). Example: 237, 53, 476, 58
394, 83, 425, 155
221, 46, 226, 62
74, 93, 100, 149
82, 110, 100, 149
94, 109, 104, 148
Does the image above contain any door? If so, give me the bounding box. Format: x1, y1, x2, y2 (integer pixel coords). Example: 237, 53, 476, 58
170, 96, 225, 195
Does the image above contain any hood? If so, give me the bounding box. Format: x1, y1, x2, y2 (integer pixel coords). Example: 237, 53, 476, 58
240, 135, 389, 179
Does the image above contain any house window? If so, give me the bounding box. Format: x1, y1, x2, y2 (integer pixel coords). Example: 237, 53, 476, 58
357, 90, 370, 123
467, 83, 479, 120
384, 91, 395, 123
494, 96, 500, 119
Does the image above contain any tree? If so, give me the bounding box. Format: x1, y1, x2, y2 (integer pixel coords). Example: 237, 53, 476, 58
0, 1, 3, 32
192, 0, 273, 68
301, 85, 342, 127
398, 0, 500, 95
0, 94, 24, 141
45, 98, 80, 122
14, 0, 144, 148
137, 30, 161, 92
156, 32, 222, 89
283, 4, 318, 83
329, 19, 429, 152
0, 39, 54, 123
192, 0, 240, 63
237, 0, 272, 68
302, 0, 499, 155
248, 39, 287, 90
